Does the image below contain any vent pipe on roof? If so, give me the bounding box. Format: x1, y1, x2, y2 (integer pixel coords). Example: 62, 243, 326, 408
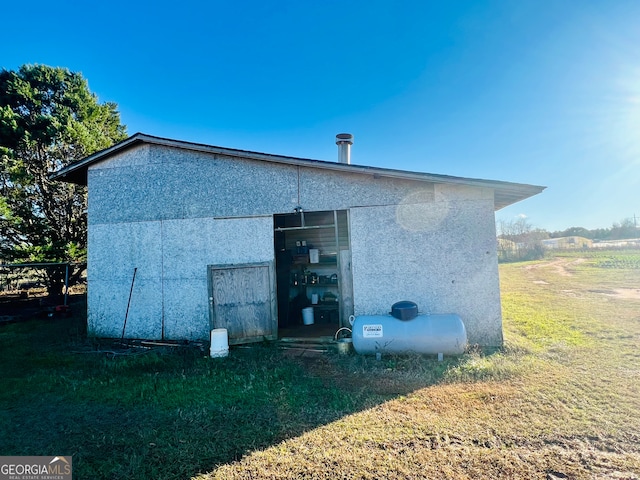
336, 133, 353, 164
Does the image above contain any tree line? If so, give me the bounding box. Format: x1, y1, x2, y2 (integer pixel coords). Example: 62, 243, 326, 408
497, 217, 639, 262
548, 218, 638, 241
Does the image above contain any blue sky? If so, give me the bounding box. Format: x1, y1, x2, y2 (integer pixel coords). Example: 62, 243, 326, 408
3, 0, 639, 231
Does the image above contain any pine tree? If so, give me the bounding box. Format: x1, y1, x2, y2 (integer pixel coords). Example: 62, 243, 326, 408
0, 64, 127, 295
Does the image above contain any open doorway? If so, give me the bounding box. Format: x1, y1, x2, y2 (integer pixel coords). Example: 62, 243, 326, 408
274, 210, 351, 339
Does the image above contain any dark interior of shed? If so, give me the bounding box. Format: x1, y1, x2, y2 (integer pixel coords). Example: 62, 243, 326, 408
274, 210, 348, 338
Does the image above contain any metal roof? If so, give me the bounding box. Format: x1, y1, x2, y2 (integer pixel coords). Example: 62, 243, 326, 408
52, 133, 545, 210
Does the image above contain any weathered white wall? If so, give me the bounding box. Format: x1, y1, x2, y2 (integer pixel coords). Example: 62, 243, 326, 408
88, 145, 298, 223
87, 143, 504, 344
87, 144, 279, 340
162, 216, 273, 339
88, 220, 164, 339
349, 184, 503, 346
87, 216, 273, 340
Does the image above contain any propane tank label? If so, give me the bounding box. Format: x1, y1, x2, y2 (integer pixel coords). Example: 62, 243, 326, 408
362, 324, 383, 338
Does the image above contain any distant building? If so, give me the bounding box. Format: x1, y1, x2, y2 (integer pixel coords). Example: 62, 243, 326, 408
542, 236, 592, 250
592, 238, 640, 248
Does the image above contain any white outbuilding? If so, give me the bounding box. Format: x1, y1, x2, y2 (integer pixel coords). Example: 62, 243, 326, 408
54, 133, 544, 347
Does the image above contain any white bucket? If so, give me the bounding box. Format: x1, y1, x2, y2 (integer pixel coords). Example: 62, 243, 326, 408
302, 307, 314, 325
210, 328, 229, 358
309, 249, 319, 263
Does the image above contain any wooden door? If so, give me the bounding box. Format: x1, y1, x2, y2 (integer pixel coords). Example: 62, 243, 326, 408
208, 262, 277, 345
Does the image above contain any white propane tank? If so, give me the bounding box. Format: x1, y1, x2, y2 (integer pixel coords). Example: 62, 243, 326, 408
351, 314, 467, 356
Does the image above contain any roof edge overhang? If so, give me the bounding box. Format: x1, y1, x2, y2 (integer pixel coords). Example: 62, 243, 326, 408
51, 133, 545, 210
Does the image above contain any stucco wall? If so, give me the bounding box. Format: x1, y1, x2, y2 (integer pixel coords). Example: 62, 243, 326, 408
87, 143, 503, 344
87, 214, 274, 340
88, 220, 164, 339
87, 145, 281, 340
349, 184, 503, 346
88, 144, 436, 222
88, 145, 297, 223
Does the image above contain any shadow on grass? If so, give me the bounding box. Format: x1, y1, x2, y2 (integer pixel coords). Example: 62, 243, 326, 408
0, 305, 507, 480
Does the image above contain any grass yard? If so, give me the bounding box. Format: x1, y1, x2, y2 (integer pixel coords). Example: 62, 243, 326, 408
1, 250, 639, 479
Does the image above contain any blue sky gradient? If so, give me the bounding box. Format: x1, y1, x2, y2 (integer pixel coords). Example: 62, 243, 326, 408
3, 0, 639, 231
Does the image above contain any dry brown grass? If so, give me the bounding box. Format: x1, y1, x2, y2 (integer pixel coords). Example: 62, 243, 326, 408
199, 254, 640, 480
2, 253, 638, 479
